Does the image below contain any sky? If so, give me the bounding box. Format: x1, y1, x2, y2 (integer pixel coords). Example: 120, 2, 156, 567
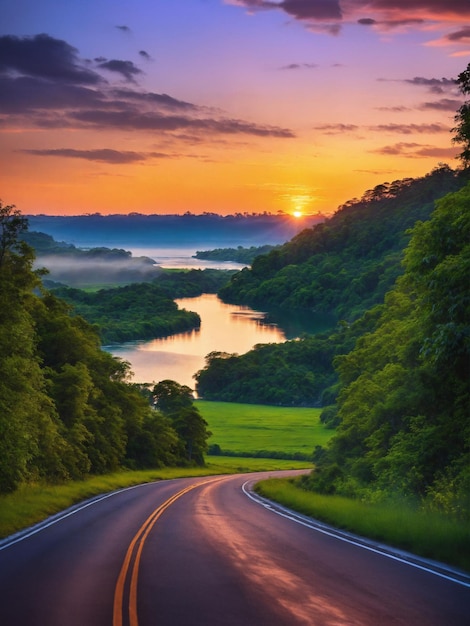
1, 0, 469, 217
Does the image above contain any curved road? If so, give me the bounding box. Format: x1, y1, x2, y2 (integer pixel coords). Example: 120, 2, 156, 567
0, 471, 468, 625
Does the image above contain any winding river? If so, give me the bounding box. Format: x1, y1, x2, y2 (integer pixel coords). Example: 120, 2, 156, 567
107, 294, 287, 389
105, 247, 335, 391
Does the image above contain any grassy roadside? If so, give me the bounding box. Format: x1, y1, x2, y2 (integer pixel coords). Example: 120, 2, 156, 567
255, 477, 470, 573
0, 458, 310, 541
2, 458, 468, 573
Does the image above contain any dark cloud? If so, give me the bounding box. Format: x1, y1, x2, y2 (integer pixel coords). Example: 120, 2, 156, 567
372, 142, 458, 158
0, 34, 102, 84
116, 25, 131, 33
360, 17, 424, 30
279, 0, 342, 20
111, 89, 197, 110
376, 105, 411, 112
20, 148, 149, 164
313, 122, 449, 136
279, 62, 318, 70
446, 27, 470, 42
369, 123, 449, 134
70, 108, 295, 137
419, 98, 463, 111
19, 148, 175, 163
404, 76, 457, 94
231, 0, 470, 33
139, 50, 152, 60
313, 123, 359, 134
228, 0, 342, 20
0, 33, 294, 141
378, 76, 457, 95
97, 59, 143, 82
0, 75, 105, 113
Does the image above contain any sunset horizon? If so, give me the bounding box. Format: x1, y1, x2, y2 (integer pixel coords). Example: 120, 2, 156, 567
1, 1, 469, 217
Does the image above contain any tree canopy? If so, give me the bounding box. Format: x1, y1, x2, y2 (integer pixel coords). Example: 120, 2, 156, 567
305, 183, 470, 516
219, 166, 468, 322
152, 380, 211, 465
453, 62, 470, 167
0, 204, 211, 492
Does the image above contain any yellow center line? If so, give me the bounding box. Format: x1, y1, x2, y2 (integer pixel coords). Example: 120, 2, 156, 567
113, 477, 222, 626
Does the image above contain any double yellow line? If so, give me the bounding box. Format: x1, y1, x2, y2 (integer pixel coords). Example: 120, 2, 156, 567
113, 478, 218, 626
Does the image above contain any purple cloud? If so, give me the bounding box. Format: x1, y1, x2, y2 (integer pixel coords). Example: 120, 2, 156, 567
19, 148, 172, 164
0, 33, 294, 141
0, 34, 102, 85
96, 59, 143, 82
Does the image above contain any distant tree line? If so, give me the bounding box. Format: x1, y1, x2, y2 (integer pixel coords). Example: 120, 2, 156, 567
22, 231, 161, 286
194, 244, 279, 264
26, 211, 324, 248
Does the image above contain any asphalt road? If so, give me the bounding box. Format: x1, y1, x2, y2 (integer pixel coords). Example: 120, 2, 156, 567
0, 471, 468, 626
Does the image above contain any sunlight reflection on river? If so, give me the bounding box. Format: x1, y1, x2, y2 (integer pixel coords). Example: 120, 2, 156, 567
106, 294, 287, 390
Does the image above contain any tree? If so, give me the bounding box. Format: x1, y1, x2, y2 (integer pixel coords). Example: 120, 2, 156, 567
152, 379, 194, 414
0, 202, 28, 267
0, 203, 67, 491
453, 62, 470, 167
152, 380, 211, 465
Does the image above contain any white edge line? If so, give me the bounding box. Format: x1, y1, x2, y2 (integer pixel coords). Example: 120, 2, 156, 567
0, 481, 156, 552
0, 475, 226, 552
241, 480, 470, 589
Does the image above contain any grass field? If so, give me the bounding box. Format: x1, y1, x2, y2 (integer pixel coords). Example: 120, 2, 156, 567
196, 400, 334, 458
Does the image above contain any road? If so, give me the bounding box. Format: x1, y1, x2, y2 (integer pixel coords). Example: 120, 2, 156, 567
0, 471, 468, 626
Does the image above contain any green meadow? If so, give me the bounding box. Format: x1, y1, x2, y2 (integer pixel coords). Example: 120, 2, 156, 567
196, 400, 334, 458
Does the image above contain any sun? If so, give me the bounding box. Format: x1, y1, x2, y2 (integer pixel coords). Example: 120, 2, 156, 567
293, 210, 303, 218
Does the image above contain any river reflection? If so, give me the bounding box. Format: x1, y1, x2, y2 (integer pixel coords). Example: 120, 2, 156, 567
107, 294, 287, 390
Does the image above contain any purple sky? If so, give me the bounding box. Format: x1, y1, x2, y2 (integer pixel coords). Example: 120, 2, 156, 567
1, 0, 468, 215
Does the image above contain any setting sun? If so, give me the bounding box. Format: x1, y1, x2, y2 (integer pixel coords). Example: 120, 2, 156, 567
293, 211, 303, 218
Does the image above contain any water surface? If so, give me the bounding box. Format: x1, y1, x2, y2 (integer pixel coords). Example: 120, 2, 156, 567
108, 294, 286, 389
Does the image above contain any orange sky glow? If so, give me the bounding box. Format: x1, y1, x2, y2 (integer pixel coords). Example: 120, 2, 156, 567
1, 1, 469, 216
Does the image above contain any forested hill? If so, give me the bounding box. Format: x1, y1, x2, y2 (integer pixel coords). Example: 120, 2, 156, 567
219, 165, 469, 320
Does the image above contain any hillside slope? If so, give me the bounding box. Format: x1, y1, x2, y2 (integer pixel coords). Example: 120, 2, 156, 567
219, 166, 468, 321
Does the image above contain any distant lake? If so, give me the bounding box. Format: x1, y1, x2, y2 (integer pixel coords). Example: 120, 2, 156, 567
107, 294, 287, 390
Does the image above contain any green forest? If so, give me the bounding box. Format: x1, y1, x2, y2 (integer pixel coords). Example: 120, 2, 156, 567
196, 67, 470, 516
195, 171, 470, 516
52, 283, 201, 344
0, 210, 211, 493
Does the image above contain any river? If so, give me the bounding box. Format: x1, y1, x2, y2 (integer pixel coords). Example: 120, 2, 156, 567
107, 294, 287, 390
105, 247, 335, 391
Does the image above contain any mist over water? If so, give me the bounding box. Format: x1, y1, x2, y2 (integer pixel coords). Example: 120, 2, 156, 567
126, 246, 246, 270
